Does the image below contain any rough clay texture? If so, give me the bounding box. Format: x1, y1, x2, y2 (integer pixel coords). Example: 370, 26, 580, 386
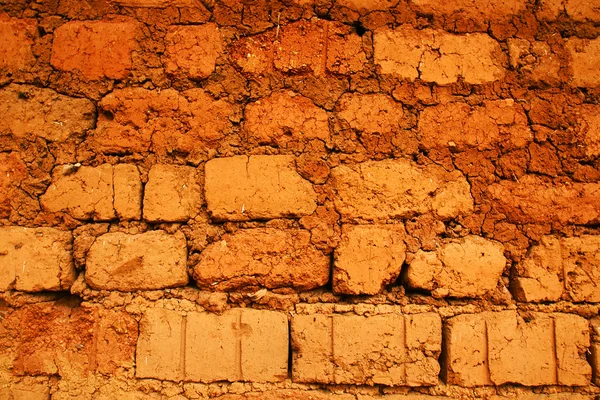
2, 0, 600, 399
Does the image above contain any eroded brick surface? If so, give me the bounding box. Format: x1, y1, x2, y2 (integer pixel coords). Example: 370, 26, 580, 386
331, 159, 473, 221
292, 312, 441, 386
538, 0, 600, 21
406, 235, 506, 298
205, 155, 317, 221
143, 165, 201, 222
51, 20, 138, 80
566, 38, 600, 87
0, 15, 36, 75
444, 311, 591, 386
374, 27, 505, 84
85, 231, 188, 291
411, 0, 526, 19
0, 227, 75, 292
137, 308, 288, 382
192, 228, 329, 291
333, 225, 407, 295
507, 39, 561, 85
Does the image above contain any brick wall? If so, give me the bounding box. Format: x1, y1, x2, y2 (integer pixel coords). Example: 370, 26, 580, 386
1, 0, 600, 399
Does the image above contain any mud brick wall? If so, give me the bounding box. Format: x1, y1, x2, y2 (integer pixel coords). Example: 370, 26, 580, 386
1, 0, 600, 399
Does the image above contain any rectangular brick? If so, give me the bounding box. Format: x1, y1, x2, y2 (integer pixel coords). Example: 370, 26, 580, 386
591, 342, 600, 386
40, 164, 142, 221
444, 311, 591, 386
85, 231, 188, 291
292, 312, 441, 386
507, 39, 561, 85
406, 235, 506, 298
0, 15, 36, 75
512, 235, 600, 302
205, 155, 317, 221
0, 227, 75, 292
143, 165, 201, 222
331, 159, 473, 221
51, 20, 138, 80
0, 381, 49, 400
0, 84, 95, 142
191, 228, 329, 291
136, 308, 288, 382
374, 27, 505, 85
418, 100, 532, 152
566, 38, 600, 87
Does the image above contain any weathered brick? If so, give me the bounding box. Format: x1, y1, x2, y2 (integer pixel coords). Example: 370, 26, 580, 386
143, 165, 201, 222
192, 228, 329, 291
244, 91, 329, 146
333, 225, 406, 295
418, 100, 532, 151
331, 159, 473, 221
491, 395, 593, 400
574, 104, 600, 157
0, 15, 36, 75
567, 38, 600, 87
0, 381, 50, 400
231, 20, 366, 75
507, 39, 561, 85
85, 231, 188, 291
109, 0, 198, 6
512, 235, 600, 302
40, 164, 142, 221
137, 308, 288, 382
591, 342, 600, 386
163, 23, 222, 80
336, 0, 397, 11
444, 311, 591, 386
411, 0, 526, 19
292, 312, 441, 386
337, 93, 412, 134
0, 84, 95, 142
406, 235, 506, 298
92, 88, 234, 155
216, 391, 355, 400
374, 27, 505, 85
205, 155, 317, 221
0, 153, 27, 219
487, 176, 600, 225
358, 396, 451, 400
538, 0, 600, 21
0, 227, 75, 292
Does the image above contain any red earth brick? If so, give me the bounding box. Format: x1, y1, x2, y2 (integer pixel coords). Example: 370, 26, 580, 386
0, 15, 36, 75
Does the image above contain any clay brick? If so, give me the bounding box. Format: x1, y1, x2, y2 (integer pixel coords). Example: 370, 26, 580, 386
137, 308, 288, 382
331, 159, 473, 221
109, 0, 197, 6
85, 231, 188, 291
93, 88, 234, 155
205, 155, 317, 221
411, 0, 526, 19
336, 0, 397, 10
51, 20, 137, 80
0, 381, 50, 400
444, 311, 591, 386
333, 225, 407, 295
538, 0, 600, 21
358, 396, 451, 400
0, 153, 27, 218
292, 312, 441, 386
418, 100, 532, 151
406, 235, 506, 298
0, 227, 75, 292
492, 395, 593, 400
575, 105, 600, 157
163, 23, 222, 80
507, 39, 561, 85
337, 93, 412, 134
143, 165, 201, 222
0, 15, 36, 75
591, 342, 600, 385
217, 391, 355, 400
0, 84, 95, 142
374, 27, 505, 85
192, 228, 329, 291
244, 91, 329, 146
566, 38, 600, 87
512, 235, 600, 302
487, 176, 600, 225
40, 164, 142, 221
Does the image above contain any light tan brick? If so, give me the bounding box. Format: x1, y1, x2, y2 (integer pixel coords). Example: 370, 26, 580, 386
333, 225, 407, 295
292, 312, 441, 386
411, 0, 526, 19
217, 390, 356, 400
143, 165, 201, 222
205, 155, 317, 221
0, 15, 36, 75
0, 227, 75, 292
507, 39, 561, 85
163, 23, 222, 80
85, 231, 188, 291
137, 308, 288, 382
331, 159, 473, 221
1, 381, 50, 400
406, 235, 506, 298
192, 228, 329, 291
418, 100, 532, 151
567, 38, 600, 87
444, 311, 591, 386
513, 235, 600, 303
51, 20, 138, 80
244, 91, 329, 146
374, 27, 505, 85
41, 164, 142, 221
337, 93, 412, 134
0, 84, 95, 142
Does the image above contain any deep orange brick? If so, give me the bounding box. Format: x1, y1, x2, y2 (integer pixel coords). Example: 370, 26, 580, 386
0, 15, 37, 75
51, 20, 138, 80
